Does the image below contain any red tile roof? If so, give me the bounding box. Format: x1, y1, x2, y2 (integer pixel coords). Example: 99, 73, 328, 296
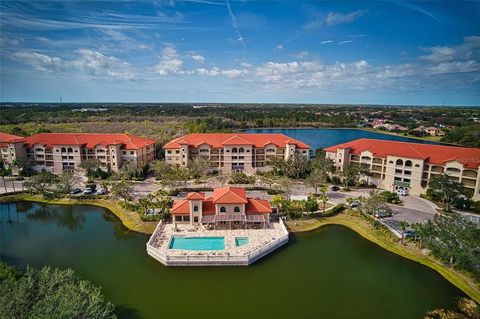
23, 133, 156, 150
163, 133, 310, 149
324, 138, 480, 169
170, 188, 272, 215
246, 198, 272, 214
186, 192, 205, 200
0, 132, 25, 144
212, 187, 248, 204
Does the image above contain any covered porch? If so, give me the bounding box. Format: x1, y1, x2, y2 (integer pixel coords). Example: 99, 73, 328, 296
201, 214, 267, 230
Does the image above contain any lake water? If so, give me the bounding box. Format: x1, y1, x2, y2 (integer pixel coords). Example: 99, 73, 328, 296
0, 202, 464, 319
243, 128, 439, 151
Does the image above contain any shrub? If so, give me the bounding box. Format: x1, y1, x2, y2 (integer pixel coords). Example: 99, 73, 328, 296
228, 172, 255, 185
318, 204, 345, 217
266, 188, 283, 195
380, 191, 402, 205
331, 176, 342, 185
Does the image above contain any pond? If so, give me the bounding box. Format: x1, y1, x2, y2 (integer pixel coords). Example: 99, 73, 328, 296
0, 202, 464, 319
243, 128, 440, 151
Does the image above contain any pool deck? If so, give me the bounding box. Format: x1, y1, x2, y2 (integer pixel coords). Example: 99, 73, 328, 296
146, 220, 289, 266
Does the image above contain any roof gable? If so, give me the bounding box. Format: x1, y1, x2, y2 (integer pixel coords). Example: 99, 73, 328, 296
212, 187, 248, 204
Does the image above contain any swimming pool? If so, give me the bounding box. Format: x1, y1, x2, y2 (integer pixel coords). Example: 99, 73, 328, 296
168, 236, 225, 250
235, 237, 249, 247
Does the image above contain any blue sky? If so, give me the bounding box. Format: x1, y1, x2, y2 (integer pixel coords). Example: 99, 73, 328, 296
1, 0, 479, 105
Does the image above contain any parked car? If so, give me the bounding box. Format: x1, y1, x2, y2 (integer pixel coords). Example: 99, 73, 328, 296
403, 229, 416, 239
83, 187, 94, 195
396, 188, 408, 196
68, 188, 81, 195
95, 188, 107, 195
374, 209, 393, 219
350, 200, 361, 208
331, 186, 340, 191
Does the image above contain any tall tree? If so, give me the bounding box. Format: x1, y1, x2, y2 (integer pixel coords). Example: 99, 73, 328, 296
399, 221, 409, 245
361, 190, 392, 218
341, 166, 360, 190
427, 174, 467, 212
110, 180, 134, 202
23, 172, 59, 197
305, 169, 325, 195
277, 176, 293, 199
57, 170, 82, 194
317, 185, 329, 212
79, 159, 100, 181
0, 262, 117, 319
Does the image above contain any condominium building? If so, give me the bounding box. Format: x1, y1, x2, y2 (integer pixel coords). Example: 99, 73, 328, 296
0, 132, 26, 167
324, 138, 480, 201
0, 132, 156, 173
163, 133, 311, 174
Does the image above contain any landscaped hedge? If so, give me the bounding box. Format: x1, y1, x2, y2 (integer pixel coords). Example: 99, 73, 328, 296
314, 204, 345, 217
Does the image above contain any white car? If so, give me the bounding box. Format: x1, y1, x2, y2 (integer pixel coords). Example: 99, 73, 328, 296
396, 189, 408, 196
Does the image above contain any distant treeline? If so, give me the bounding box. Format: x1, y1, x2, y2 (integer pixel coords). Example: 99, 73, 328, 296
0, 103, 479, 147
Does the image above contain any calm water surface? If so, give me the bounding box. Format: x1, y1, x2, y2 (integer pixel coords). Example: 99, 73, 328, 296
1, 202, 464, 319
243, 128, 439, 151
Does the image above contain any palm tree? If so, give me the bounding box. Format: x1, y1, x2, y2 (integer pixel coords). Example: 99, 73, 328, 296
0, 167, 8, 194
400, 221, 409, 245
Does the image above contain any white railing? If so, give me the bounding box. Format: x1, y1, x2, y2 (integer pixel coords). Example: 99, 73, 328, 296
146, 218, 289, 266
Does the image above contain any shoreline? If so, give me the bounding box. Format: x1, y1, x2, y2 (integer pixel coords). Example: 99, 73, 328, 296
286, 212, 480, 303
2, 194, 478, 302
0, 194, 157, 235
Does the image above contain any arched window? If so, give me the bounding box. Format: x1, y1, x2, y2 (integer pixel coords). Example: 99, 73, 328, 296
67, 147, 73, 153
232, 148, 238, 153
234, 206, 240, 213
395, 159, 403, 166
193, 205, 199, 212
239, 147, 244, 153
61, 147, 66, 153
220, 206, 226, 213
405, 160, 412, 167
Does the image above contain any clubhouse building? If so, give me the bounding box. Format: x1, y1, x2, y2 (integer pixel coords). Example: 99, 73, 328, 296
163, 133, 311, 174
170, 186, 272, 228
324, 138, 480, 201
0, 132, 156, 173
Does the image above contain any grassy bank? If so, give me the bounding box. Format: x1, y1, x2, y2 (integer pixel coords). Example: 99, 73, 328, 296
0, 194, 157, 234
287, 211, 480, 303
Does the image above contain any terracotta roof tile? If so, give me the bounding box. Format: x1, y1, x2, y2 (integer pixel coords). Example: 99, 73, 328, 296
163, 133, 310, 149
23, 133, 155, 150
0, 132, 25, 144
324, 138, 480, 169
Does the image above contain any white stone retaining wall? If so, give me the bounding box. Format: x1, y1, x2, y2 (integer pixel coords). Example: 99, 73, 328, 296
146, 218, 289, 266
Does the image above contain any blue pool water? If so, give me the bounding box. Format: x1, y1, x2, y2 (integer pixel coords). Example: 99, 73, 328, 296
168, 236, 225, 250
235, 237, 249, 247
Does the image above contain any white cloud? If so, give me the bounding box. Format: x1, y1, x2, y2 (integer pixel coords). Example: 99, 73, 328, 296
321, 40, 333, 44
326, 10, 367, 26
12, 51, 65, 72
71, 49, 134, 80
338, 40, 353, 45
190, 54, 205, 63
421, 36, 480, 63
428, 60, 480, 75
274, 44, 283, 51
154, 46, 185, 75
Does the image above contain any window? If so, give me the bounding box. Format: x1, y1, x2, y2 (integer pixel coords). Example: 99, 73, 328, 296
67, 147, 73, 153
61, 147, 66, 152
389, 160, 393, 164
130, 151, 134, 155
405, 160, 412, 167
239, 147, 244, 153
232, 148, 238, 153
194, 217, 198, 223
415, 164, 420, 168
220, 206, 226, 213
74, 149, 78, 152
175, 216, 182, 222
167, 150, 172, 154
396, 159, 403, 166
193, 205, 199, 212
234, 206, 240, 213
